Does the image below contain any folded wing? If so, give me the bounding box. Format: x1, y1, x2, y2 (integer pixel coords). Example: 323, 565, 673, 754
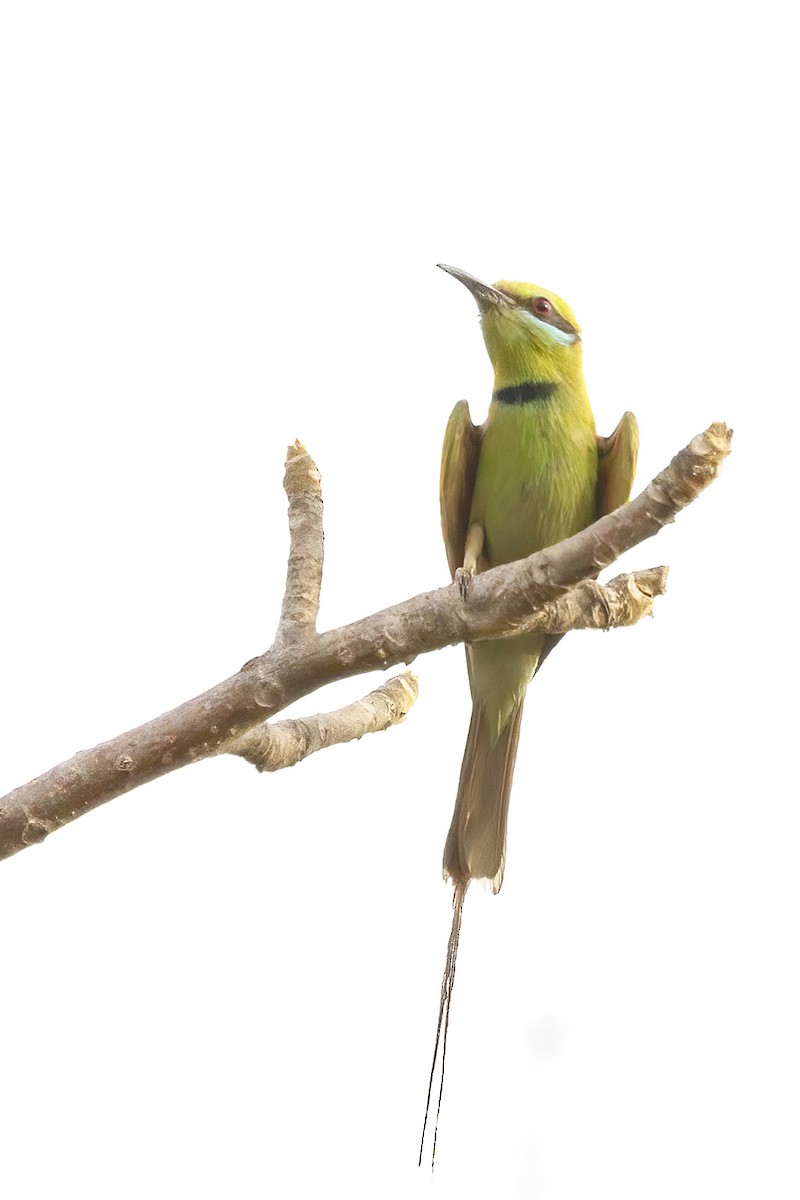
440, 400, 483, 579
596, 410, 639, 516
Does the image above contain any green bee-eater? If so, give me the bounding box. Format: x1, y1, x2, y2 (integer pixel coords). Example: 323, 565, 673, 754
420, 265, 639, 1164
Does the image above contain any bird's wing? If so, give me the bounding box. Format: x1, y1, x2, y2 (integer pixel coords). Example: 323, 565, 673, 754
537, 411, 639, 680
440, 400, 483, 579
596, 410, 639, 516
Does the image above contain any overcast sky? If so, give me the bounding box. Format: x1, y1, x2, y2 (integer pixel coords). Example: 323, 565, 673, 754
1, 3, 797, 1198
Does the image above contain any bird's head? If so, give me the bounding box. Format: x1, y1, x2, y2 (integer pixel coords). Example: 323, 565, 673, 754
438, 264, 582, 392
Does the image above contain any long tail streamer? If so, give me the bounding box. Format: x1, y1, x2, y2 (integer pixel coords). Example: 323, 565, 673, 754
418, 880, 468, 1171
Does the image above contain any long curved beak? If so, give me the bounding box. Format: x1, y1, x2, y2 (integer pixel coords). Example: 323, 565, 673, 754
437, 264, 515, 311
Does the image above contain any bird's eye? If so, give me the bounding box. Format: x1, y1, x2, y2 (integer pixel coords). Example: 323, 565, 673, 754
532, 297, 552, 316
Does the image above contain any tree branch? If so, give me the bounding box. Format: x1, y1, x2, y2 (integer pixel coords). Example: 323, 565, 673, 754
228, 671, 419, 771
0, 423, 731, 864
502, 565, 669, 637
275, 440, 324, 644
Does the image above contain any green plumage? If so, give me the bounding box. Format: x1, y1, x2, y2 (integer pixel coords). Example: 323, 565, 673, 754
438, 266, 638, 892
420, 266, 639, 1166
469, 390, 598, 733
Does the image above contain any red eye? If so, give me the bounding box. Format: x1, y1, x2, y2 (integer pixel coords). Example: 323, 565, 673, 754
533, 297, 552, 316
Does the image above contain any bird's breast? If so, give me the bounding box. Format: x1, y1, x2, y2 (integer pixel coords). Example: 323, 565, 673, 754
469, 395, 598, 567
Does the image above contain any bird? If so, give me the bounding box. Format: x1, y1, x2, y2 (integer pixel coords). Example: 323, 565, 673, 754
419, 265, 639, 1166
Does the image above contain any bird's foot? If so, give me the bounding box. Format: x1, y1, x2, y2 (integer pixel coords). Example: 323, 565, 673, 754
455, 566, 474, 600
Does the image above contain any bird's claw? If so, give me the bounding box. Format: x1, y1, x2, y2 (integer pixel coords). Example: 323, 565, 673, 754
455, 566, 474, 600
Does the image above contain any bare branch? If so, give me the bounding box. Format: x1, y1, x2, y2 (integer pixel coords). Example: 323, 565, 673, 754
0, 423, 731, 864
276, 440, 323, 644
247, 423, 731, 687
501, 566, 669, 637
227, 671, 418, 771
441, 423, 732, 639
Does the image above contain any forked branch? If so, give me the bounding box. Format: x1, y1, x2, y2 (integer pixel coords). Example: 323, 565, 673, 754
0, 423, 732, 863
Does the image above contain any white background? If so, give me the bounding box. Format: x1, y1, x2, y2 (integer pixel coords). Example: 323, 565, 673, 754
1, 3, 797, 1198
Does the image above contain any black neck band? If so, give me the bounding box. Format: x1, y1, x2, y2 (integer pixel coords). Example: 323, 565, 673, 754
493, 381, 557, 406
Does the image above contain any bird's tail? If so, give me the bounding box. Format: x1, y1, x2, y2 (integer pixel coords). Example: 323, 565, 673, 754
443, 699, 525, 894
418, 879, 467, 1171
418, 699, 524, 1169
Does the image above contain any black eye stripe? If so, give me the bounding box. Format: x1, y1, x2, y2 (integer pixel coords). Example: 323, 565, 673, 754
494, 287, 579, 337
525, 297, 578, 336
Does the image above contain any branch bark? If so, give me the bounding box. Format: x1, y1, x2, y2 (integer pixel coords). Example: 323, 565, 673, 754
0, 423, 732, 863
275, 440, 324, 645
228, 671, 419, 771
498, 565, 669, 637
